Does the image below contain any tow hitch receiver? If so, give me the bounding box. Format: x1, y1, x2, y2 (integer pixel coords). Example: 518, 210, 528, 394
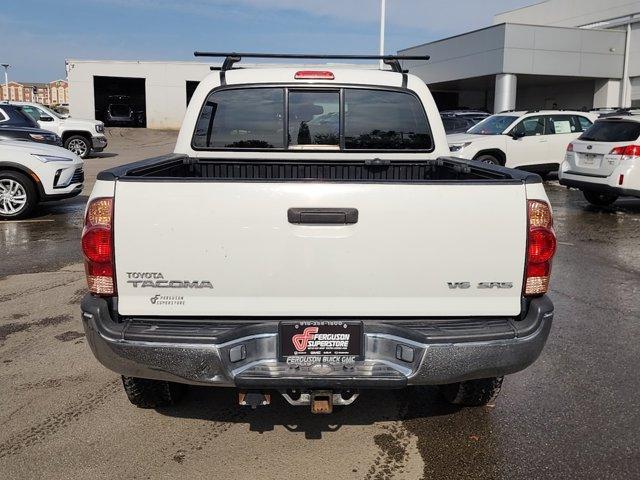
310, 391, 333, 414
280, 389, 359, 414
238, 391, 271, 409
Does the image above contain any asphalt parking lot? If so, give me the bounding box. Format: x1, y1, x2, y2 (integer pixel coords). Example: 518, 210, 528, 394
1, 129, 639, 480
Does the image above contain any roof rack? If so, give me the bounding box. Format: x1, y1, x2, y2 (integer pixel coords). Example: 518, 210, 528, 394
193, 52, 430, 73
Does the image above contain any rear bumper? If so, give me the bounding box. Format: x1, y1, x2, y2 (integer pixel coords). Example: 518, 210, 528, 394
559, 160, 640, 198
81, 295, 553, 388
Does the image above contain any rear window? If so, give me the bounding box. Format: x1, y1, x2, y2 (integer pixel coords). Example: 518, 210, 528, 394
192, 87, 432, 151
193, 88, 284, 149
344, 89, 431, 150
579, 120, 640, 142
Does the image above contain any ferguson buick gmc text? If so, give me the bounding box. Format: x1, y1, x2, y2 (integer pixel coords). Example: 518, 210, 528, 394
80, 53, 556, 414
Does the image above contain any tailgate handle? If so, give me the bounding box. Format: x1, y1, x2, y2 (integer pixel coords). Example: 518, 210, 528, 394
288, 208, 358, 225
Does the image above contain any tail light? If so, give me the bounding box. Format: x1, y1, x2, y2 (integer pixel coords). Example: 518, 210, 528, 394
609, 145, 640, 158
566, 143, 574, 152
294, 70, 335, 80
82, 197, 115, 296
524, 200, 556, 296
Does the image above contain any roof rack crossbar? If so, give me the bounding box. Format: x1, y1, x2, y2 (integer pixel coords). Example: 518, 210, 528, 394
193, 52, 430, 73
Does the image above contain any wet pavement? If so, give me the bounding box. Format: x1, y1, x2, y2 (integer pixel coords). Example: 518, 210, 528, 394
0, 130, 639, 479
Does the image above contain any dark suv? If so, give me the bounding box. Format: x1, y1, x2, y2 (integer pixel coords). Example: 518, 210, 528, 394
0, 104, 62, 146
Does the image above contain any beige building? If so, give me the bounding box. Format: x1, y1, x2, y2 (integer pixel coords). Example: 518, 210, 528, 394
0, 79, 68, 105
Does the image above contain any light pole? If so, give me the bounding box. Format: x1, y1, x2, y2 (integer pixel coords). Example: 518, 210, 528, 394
1, 64, 10, 101
379, 0, 386, 69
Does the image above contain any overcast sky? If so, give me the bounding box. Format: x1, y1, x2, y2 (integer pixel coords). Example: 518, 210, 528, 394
1, 0, 534, 82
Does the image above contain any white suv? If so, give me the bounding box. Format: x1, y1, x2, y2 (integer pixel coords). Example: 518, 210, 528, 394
0, 140, 83, 219
6, 101, 107, 159
448, 110, 597, 173
559, 116, 640, 205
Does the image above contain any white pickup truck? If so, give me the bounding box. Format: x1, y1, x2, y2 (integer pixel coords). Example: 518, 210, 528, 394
80, 53, 556, 414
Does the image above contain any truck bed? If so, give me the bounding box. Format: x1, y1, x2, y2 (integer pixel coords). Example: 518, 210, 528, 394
98, 153, 542, 184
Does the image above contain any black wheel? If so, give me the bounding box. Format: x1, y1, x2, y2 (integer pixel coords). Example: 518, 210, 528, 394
64, 134, 91, 158
0, 170, 38, 220
475, 154, 502, 166
582, 190, 618, 206
121, 376, 186, 408
439, 376, 504, 407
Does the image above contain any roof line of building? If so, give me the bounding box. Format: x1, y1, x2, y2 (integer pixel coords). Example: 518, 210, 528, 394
493, 0, 549, 18
399, 21, 622, 53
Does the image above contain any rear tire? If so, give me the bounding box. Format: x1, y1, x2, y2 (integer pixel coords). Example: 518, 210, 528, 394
439, 376, 503, 407
121, 376, 186, 408
0, 170, 38, 220
64, 134, 91, 158
475, 154, 502, 166
582, 190, 618, 206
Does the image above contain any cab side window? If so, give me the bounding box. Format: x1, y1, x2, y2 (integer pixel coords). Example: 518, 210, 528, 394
545, 115, 582, 134
511, 116, 545, 136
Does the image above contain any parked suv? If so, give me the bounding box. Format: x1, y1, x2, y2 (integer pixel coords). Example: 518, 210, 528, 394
0, 103, 62, 146
0, 104, 62, 146
7, 101, 107, 159
0, 140, 84, 219
448, 110, 597, 173
80, 53, 556, 414
559, 116, 640, 205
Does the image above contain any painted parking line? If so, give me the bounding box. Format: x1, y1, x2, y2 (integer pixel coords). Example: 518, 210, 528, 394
1, 218, 55, 224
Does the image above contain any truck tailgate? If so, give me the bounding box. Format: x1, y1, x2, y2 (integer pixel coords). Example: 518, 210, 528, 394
114, 181, 527, 317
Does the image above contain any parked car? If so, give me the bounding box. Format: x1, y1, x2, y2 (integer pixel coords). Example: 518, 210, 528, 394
6, 101, 107, 159
0, 140, 84, 219
104, 95, 145, 127
0, 104, 63, 146
559, 116, 640, 205
598, 107, 640, 118
442, 115, 474, 134
447, 110, 597, 173
51, 104, 70, 117
440, 109, 490, 120
441, 112, 489, 134
80, 54, 556, 414
589, 107, 620, 116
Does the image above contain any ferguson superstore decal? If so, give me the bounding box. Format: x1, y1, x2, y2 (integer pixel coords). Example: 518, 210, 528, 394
126, 272, 213, 289
292, 327, 351, 352
150, 294, 185, 306
280, 321, 362, 365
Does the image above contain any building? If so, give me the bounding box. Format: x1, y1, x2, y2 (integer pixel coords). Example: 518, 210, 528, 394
66, 0, 639, 129
400, 0, 640, 112
66, 60, 211, 129
49, 80, 69, 105
0, 79, 67, 106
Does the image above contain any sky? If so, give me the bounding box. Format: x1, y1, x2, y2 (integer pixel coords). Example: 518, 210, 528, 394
1, 0, 535, 82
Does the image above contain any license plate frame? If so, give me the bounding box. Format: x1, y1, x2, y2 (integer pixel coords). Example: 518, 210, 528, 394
278, 321, 364, 365
580, 153, 598, 166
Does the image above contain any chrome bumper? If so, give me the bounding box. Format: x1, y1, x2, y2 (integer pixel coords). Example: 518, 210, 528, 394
92, 136, 108, 151
81, 295, 553, 388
